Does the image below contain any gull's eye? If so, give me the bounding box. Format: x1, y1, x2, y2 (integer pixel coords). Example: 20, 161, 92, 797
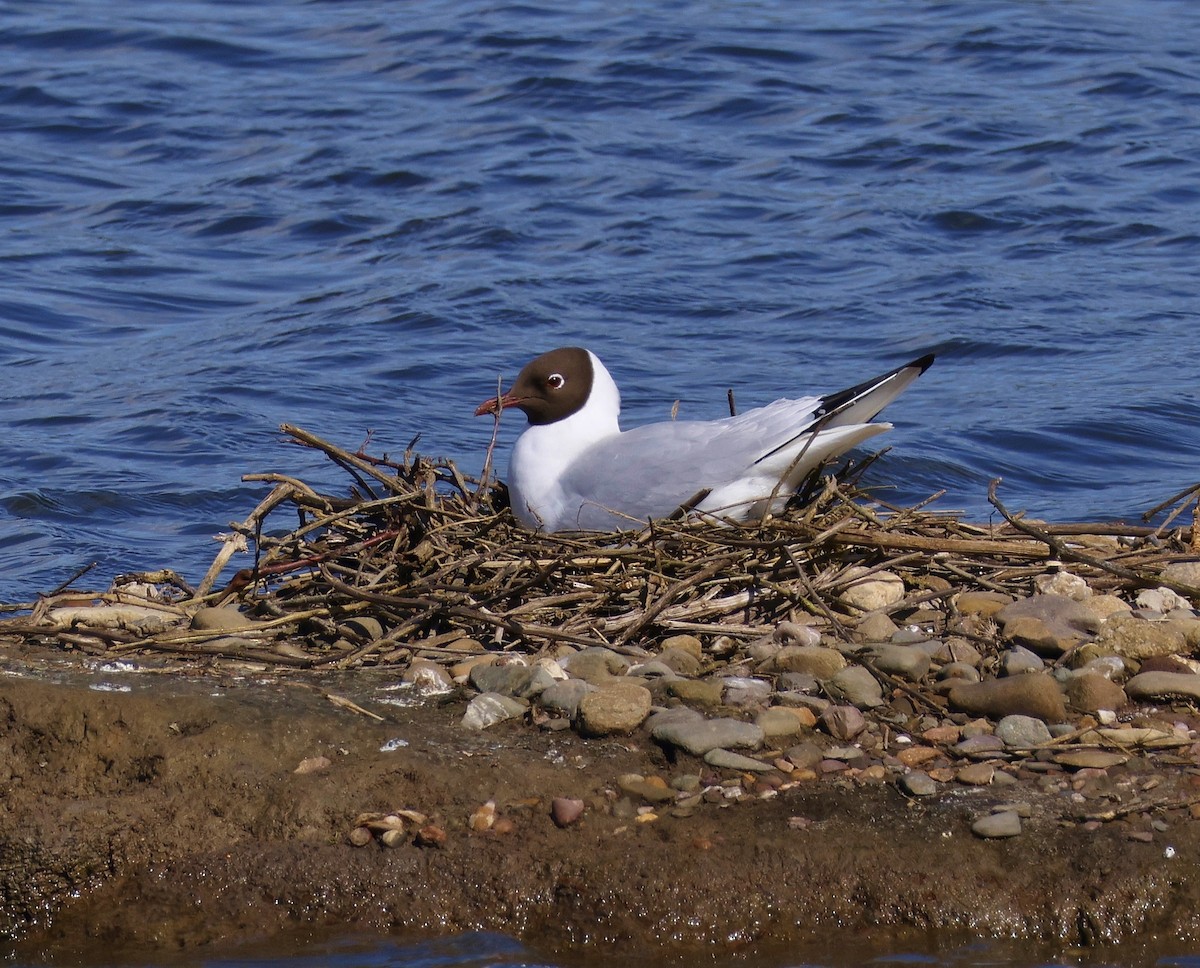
546, 373, 565, 389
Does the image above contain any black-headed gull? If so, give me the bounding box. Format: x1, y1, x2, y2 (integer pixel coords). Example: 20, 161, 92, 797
475, 347, 934, 532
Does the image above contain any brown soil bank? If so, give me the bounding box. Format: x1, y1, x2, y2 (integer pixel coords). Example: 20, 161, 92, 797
2, 659, 1200, 965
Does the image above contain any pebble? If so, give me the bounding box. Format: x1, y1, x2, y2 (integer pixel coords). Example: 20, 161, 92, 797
773, 621, 823, 648
1162, 561, 1200, 587
617, 774, 676, 803
190, 606, 252, 631
819, 705, 867, 741
862, 643, 930, 682
414, 824, 447, 848
560, 648, 629, 683
655, 648, 702, 676
1062, 673, 1127, 714
704, 748, 775, 772
996, 594, 1101, 656
785, 741, 826, 770
1124, 671, 1200, 703
537, 679, 596, 719
469, 662, 555, 699
660, 634, 704, 659
856, 611, 900, 642
953, 734, 1005, 758
825, 666, 884, 709
938, 662, 981, 683
1137, 587, 1192, 613
1035, 571, 1091, 601
721, 676, 774, 708
1000, 646, 1045, 677
840, 568, 906, 612
401, 660, 454, 695
461, 693, 528, 730
648, 708, 764, 756
900, 772, 939, 797
954, 591, 1014, 618
948, 673, 1067, 723
761, 645, 847, 679
550, 798, 585, 828
755, 706, 812, 742
1094, 613, 1189, 660
995, 714, 1052, 749
1053, 750, 1128, 770
956, 763, 995, 785
663, 679, 724, 705
971, 810, 1022, 839
576, 682, 652, 736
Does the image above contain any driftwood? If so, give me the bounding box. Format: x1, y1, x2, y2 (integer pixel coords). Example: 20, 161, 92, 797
1, 425, 1197, 670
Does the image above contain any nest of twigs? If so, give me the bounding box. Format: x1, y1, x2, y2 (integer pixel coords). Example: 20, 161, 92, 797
3, 424, 1199, 670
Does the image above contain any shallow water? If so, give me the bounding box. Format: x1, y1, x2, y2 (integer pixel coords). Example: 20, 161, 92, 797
2, 2, 1200, 955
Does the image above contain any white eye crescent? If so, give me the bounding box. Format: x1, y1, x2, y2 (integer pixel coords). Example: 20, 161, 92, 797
546, 373, 565, 389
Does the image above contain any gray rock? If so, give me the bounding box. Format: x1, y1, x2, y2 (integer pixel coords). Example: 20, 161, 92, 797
785, 741, 826, 770
1124, 671, 1200, 703
775, 691, 830, 713
1000, 645, 1045, 677
703, 748, 775, 772
648, 708, 764, 755
626, 659, 678, 680
856, 611, 900, 642
954, 734, 1005, 758
995, 714, 1052, 749
840, 567, 906, 612
655, 647, 702, 676
576, 682, 652, 736
996, 593, 1101, 656
938, 662, 981, 683
819, 704, 867, 741
972, 810, 1022, 839
1093, 613, 1190, 660
469, 662, 554, 699
400, 659, 454, 695
773, 621, 822, 648
190, 606, 251, 631
824, 665, 884, 708
659, 634, 704, 659
1063, 673, 1127, 713
664, 679, 724, 705
560, 647, 630, 683
862, 643, 930, 682
760, 646, 846, 679
948, 673, 1067, 723
461, 693, 527, 730
955, 591, 1014, 617
755, 707, 809, 742
900, 772, 938, 797
721, 676, 774, 708
538, 679, 596, 719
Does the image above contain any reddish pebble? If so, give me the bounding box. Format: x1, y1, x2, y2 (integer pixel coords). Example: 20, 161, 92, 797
414, 824, 447, 848
551, 797, 585, 828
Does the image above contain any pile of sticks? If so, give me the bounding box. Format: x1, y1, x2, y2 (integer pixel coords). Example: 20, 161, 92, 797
2, 426, 1197, 670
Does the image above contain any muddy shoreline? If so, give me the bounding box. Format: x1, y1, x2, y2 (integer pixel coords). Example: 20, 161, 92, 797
3, 645, 1200, 966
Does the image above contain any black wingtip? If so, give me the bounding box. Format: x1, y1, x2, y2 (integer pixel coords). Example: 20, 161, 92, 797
909, 352, 936, 374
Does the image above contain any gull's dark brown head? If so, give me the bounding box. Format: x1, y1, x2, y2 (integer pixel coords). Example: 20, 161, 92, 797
474, 347, 594, 426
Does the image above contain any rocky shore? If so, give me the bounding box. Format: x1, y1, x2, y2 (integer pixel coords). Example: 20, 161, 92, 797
6, 553, 1200, 964
4, 443, 1200, 964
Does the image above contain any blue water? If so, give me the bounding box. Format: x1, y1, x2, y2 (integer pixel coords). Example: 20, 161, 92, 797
2, 0, 1200, 954
3, 0, 1200, 604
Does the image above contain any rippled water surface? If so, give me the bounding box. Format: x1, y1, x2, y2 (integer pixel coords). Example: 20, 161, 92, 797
1, 3, 1198, 607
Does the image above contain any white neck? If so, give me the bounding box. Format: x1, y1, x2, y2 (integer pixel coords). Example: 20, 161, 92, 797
507, 350, 621, 529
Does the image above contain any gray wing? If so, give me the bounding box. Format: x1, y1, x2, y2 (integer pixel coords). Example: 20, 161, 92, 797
556, 396, 826, 529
